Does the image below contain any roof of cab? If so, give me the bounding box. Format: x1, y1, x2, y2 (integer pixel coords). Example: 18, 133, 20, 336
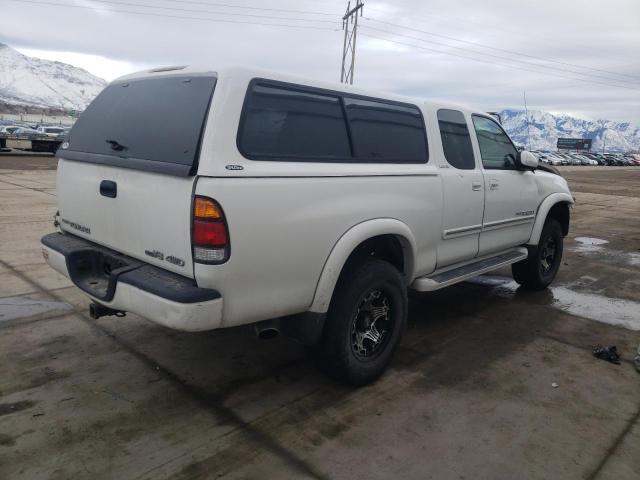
113, 65, 480, 116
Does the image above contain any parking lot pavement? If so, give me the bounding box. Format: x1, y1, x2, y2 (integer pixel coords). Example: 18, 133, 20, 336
1, 162, 639, 480
0, 153, 57, 171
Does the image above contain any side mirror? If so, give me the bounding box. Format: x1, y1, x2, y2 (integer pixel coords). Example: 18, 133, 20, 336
517, 150, 538, 170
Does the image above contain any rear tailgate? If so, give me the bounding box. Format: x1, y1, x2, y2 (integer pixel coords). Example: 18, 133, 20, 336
55, 72, 217, 278
56, 160, 196, 276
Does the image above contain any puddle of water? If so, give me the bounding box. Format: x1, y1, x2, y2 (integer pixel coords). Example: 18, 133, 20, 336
551, 287, 640, 331
465, 275, 512, 287
465, 275, 520, 296
467, 275, 640, 331
575, 237, 609, 246
0, 297, 73, 322
572, 237, 639, 268
573, 236, 609, 254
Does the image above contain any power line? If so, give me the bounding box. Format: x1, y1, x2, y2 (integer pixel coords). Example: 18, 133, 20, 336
6, 0, 341, 29
360, 24, 639, 87
52, 0, 341, 24
363, 16, 639, 82
359, 32, 640, 92
81, 0, 340, 23
161, 0, 337, 16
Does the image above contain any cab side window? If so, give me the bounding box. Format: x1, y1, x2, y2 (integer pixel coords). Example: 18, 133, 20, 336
471, 115, 518, 170
437, 109, 475, 170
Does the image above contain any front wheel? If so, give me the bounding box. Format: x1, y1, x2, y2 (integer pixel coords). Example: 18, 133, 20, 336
512, 218, 563, 290
310, 259, 407, 386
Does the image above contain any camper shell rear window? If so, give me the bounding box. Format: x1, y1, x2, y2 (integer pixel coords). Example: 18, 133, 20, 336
62, 74, 216, 176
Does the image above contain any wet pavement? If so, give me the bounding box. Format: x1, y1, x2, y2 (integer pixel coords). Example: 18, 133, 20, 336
0, 163, 639, 479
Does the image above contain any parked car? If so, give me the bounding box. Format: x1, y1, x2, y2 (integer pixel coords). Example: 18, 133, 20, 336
12, 127, 40, 135
36, 126, 66, 137
5, 127, 40, 150
569, 154, 583, 165
607, 154, 628, 165
40, 66, 574, 385
607, 158, 619, 166
545, 154, 564, 166
0, 125, 21, 134
572, 154, 594, 166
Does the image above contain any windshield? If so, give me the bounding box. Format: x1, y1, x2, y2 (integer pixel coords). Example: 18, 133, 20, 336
64, 74, 216, 176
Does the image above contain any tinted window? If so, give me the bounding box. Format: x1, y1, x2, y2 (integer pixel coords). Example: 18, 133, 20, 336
344, 98, 427, 163
437, 109, 475, 170
67, 76, 216, 173
472, 115, 518, 170
238, 84, 351, 159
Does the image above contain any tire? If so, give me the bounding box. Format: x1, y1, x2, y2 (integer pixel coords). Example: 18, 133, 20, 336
512, 218, 563, 290
310, 259, 407, 386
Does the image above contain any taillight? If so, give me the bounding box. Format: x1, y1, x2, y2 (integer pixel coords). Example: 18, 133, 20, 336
192, 196, 229, 264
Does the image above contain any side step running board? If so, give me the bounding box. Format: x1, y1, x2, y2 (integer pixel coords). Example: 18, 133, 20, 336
411, 247, 528, 292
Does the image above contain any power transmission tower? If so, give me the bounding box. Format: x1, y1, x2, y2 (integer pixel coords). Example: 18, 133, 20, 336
340, 0, 364, 84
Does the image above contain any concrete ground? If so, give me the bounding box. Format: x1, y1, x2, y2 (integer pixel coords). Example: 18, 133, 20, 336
0, 156, 639, 480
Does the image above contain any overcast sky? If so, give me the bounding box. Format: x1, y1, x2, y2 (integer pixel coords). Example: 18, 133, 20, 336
2, 0, 639, 123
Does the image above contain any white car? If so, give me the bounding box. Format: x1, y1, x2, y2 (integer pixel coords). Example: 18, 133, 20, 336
574, 154, 597, 166
543, 153, 563, 166
0, 125, 21, 134
41, 66, 574, 385
37, 126, 66, 137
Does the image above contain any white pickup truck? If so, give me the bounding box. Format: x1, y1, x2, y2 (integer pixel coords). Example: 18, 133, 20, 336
41, 66, 573, 385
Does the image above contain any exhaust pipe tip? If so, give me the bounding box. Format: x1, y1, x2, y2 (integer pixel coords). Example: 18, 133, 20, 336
89, 303, 125, 320
254, 319, 280, 340
257, 328, 279, 340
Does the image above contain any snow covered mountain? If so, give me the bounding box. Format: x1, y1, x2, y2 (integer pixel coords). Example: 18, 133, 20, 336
499, 109, 640, 153
0, 43, 106, 113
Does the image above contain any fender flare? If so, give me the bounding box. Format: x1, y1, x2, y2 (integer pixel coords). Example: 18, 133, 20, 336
527, 192, 574, 245
308, 218, 417, 314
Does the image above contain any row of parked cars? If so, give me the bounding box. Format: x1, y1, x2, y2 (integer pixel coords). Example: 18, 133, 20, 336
532, 150, 640, 166
0, 124, 70, 137
0, 123, 70, 153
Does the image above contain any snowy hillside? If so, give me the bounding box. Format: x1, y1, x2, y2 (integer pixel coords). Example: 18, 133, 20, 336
0, 43, 106, 112
499, 109, 640, 153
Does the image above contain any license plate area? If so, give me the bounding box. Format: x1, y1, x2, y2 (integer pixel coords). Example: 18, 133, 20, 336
67, 249, 141, 301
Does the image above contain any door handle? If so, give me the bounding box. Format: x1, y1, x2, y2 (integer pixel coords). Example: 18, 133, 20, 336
100, 180, 117, 198
472, 182, 482, 191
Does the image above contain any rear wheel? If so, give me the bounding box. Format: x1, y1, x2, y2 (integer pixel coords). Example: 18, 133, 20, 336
310, 259, 407, 386
512, 218, 563, 290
